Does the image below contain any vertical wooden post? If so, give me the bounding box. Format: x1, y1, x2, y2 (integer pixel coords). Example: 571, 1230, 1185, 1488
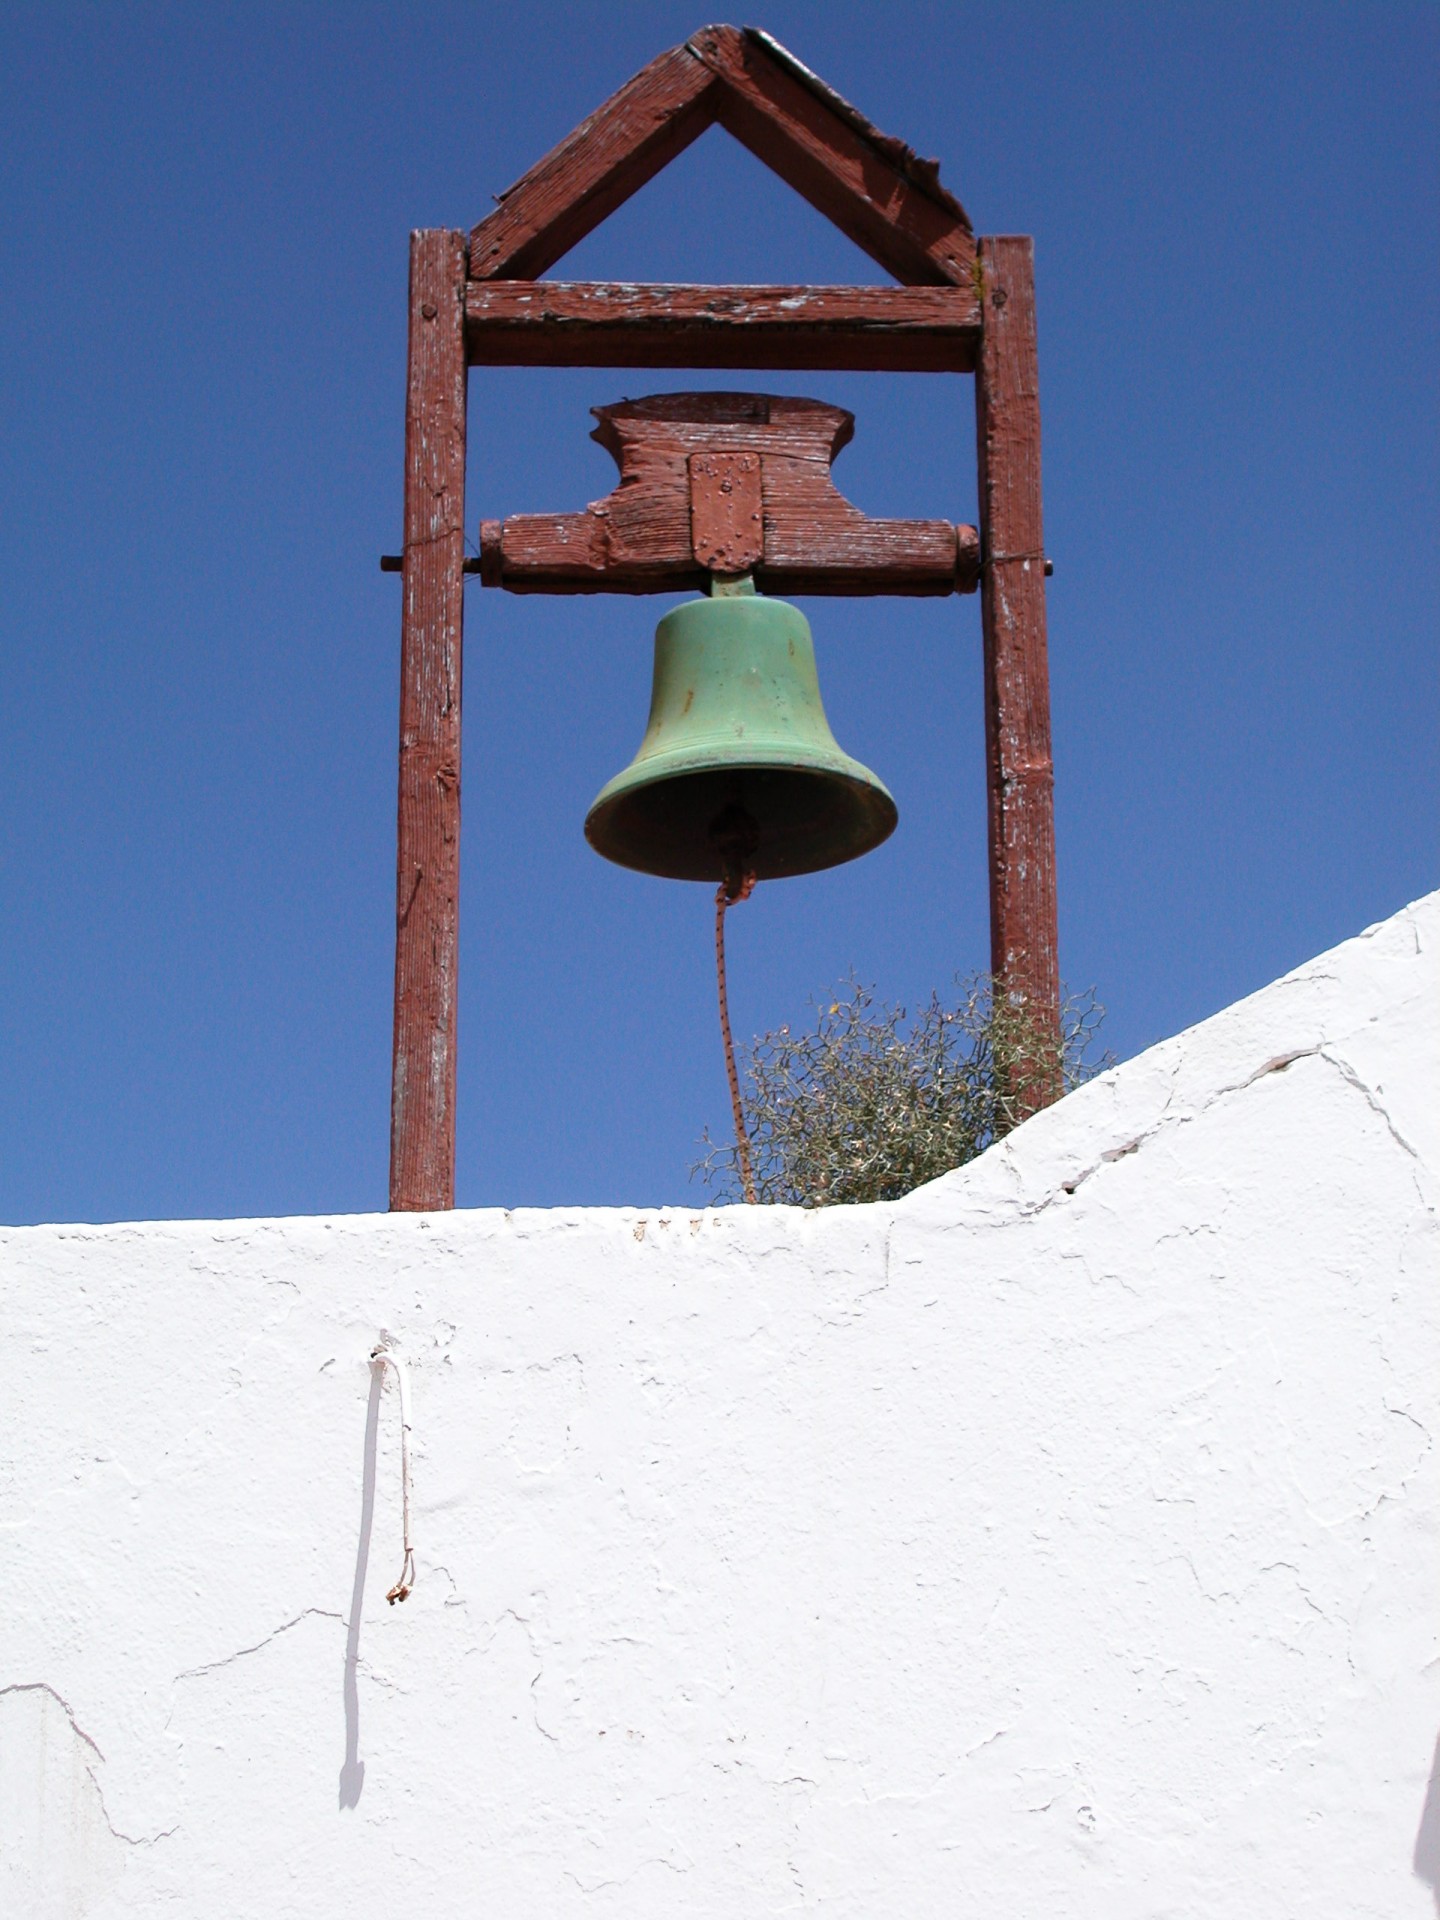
975, 235, 1061, 1103
391, 229, 468, 1210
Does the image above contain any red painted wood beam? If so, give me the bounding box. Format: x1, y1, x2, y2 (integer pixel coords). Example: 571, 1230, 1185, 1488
692, 26, 975, 288
975, 236, 1061, 1108
466, 27, 974, 292
464, 281, 982, 372
469, 45, 719, 281
390, 230, 468, 1211
475, 391, 979, 597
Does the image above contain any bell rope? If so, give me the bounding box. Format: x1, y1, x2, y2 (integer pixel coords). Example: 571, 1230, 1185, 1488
715, 867, 758, 1205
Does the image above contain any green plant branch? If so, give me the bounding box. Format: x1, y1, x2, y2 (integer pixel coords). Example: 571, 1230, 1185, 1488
694, 974, 1110, 1208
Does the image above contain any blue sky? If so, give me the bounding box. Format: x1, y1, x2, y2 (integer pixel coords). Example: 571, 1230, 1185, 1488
1, 2, 1435, 1223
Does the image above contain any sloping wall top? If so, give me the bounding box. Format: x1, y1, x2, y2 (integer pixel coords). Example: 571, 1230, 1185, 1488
3, 893, 1436, 1917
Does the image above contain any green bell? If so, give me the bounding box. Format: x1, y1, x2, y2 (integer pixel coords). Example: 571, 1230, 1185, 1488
585, 587, 897, 883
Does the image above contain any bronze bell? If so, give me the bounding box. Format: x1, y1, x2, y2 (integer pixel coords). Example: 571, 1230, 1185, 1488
585, 584, 897, 883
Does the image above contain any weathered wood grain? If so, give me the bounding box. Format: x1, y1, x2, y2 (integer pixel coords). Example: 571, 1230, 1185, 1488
464, 281, 982, 371
468, 45, 717, 281
477, 393, 978, 596
466, 26, 975, 291
391, 230, 468, 1211
975, 236, 1060, 1103
691, 26, 975, 287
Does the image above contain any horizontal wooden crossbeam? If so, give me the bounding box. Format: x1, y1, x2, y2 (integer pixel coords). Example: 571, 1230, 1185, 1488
476, 391, 980, 597
465, 282, 982, 372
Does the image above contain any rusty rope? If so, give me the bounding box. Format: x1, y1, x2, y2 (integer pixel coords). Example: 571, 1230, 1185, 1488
715, 869, 758, 1205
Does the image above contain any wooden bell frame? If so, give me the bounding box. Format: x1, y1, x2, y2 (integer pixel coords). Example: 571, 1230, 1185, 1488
388, 25, 1058, 1210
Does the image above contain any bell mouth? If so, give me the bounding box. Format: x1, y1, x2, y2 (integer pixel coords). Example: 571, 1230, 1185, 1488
584, 762, 898, 883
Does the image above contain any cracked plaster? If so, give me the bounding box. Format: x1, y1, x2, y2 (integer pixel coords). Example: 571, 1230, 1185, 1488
1, 892, 1436, 1916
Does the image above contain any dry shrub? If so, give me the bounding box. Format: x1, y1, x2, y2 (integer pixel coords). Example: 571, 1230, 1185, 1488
696, 975, 1108, 1207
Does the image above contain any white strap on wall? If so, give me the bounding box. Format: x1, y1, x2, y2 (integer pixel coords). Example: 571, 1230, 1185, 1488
370, 1345, 415, 1604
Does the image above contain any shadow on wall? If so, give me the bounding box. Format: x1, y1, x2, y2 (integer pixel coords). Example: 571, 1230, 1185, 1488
1415, 1732, 1440, 1913
338, 1363, 382, 1810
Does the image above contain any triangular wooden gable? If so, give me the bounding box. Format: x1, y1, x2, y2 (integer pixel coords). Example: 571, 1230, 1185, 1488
387, 30, 1058, 1210
468, 25, 975, 288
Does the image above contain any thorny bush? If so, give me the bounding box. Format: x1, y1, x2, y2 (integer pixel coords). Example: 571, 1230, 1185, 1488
696, 975, 1109, 1208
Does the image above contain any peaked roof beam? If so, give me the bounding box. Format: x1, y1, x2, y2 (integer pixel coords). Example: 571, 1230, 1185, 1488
469, 44, 719, 282
468, 26, 975, 289
692, 27, 973, 287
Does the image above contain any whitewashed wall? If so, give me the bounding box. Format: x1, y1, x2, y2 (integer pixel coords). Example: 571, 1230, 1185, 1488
3, 894, 1437, 1919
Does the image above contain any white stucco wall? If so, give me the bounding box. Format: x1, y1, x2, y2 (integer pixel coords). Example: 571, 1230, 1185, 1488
3, 893, 1437, 1918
